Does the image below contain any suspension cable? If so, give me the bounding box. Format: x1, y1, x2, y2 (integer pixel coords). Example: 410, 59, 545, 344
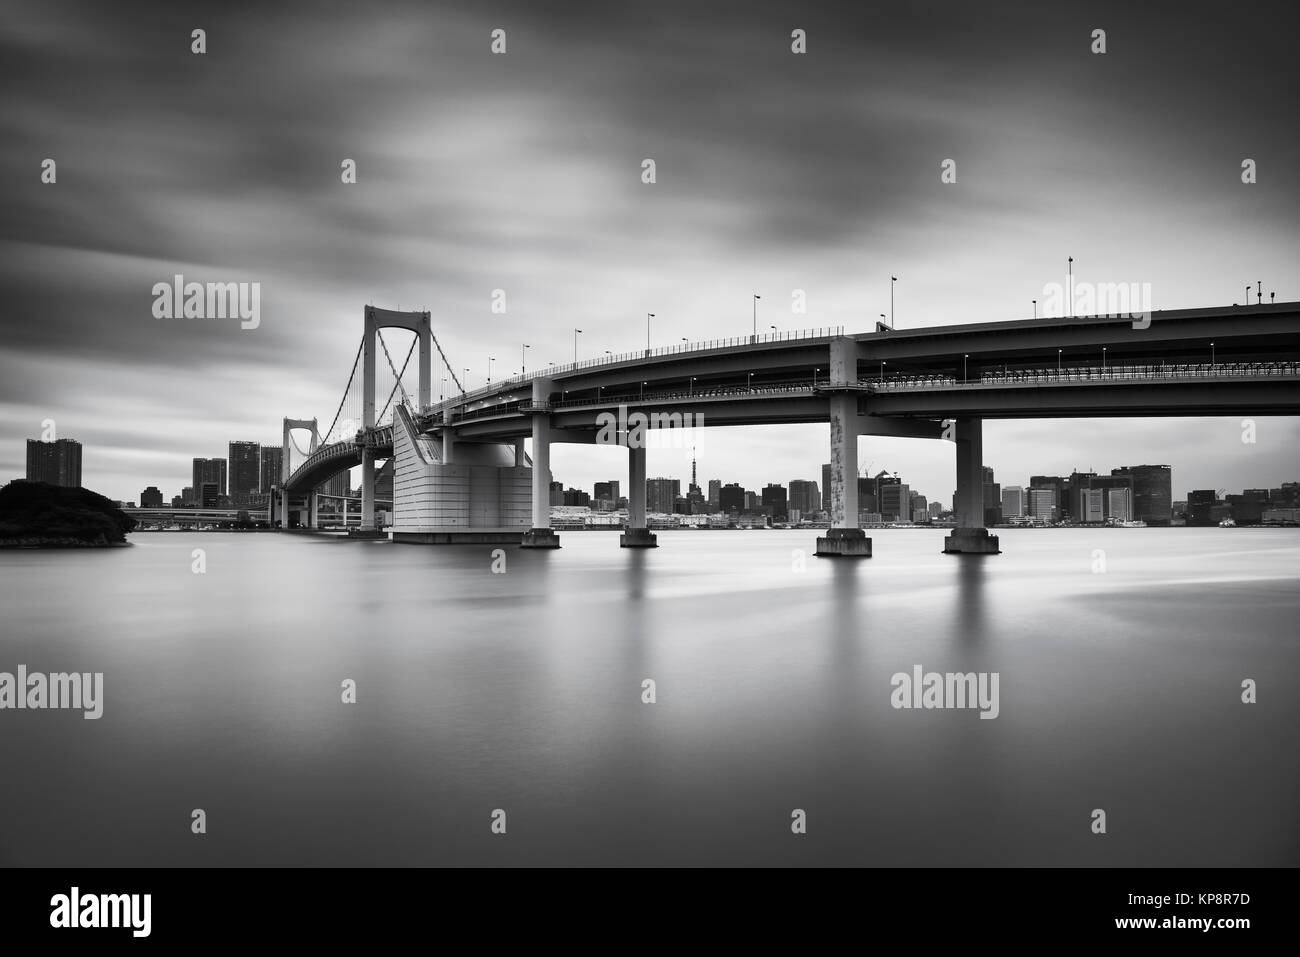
377, 329, 412, 412
377, 334, 417, 421
321, 336, 365, 442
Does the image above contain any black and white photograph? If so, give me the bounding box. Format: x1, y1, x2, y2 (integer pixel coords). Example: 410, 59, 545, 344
1, 0, 1296, 940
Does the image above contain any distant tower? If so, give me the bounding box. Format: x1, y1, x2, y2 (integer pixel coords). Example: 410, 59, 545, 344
691, 446, 697, 492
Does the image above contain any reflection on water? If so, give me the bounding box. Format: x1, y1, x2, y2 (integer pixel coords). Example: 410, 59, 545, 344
0, 528, 1297, 866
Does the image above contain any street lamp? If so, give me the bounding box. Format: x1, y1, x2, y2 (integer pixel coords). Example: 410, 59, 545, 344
1246, 285, 1251, 308
1033, 299, 1038, 319
963, 353, 968, 382
769, 324, 777, 338
488, 357, 494, 383
574, 329, 582, 362
690, 376, 696, 395
441, 377, 446, 401
463, 368, 469, 395
881, 359, 887, 383
1057, 348, 1062, 374
747, 371, 752, 390
1102, 346, 1107, 372
521, 343, 529, 374
641, 381, 646, 400
813, 367, 819, 387
752, 294, 761, 341
646, 313, 655, 352
891, 275, 898, 327
1211, 341, 1215, 368
1067, 257, 1073, 317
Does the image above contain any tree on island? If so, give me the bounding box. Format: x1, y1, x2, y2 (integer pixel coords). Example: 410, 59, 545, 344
0, 480, 138, 546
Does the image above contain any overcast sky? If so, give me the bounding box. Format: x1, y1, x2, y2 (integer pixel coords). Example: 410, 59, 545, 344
2, 0, 1297, 504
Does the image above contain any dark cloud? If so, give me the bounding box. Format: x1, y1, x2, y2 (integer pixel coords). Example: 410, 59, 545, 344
1, 0, 1296, 499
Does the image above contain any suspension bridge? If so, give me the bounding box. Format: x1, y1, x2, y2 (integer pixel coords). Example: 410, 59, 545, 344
270, 301, 1300, 554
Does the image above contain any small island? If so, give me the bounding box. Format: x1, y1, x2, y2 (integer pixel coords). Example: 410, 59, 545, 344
0, 480, 137, 548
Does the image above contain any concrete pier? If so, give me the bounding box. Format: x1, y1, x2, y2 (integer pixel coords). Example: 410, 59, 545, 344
521, 377, 560, 548
621, 442, 657, 547
815, 527, 872, 557
943, 526, 1001, 554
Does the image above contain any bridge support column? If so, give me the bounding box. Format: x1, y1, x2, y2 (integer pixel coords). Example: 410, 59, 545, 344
521, 378, 560, 548
945, 417, 1000, 554
620, 442, 657, 547
361, 449, 375, 530
514, 438, 526, 468
441, 410, 455, 464
309, 491, 319, 529
277, 488, 288, 528
817, 339, 871, 557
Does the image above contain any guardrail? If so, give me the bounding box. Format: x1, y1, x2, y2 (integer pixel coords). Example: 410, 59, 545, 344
871, 360, 1300, 391
425, 326, 846, 414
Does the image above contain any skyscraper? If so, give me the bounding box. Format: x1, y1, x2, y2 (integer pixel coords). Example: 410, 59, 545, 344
761, 484, 788, 521
719, 483, 745, 514
193, 458, 227, 499
1001, 485, 1024, 520
139, 486, 164, 508
788, 479, 821, 515
228, 441, 261, 504
877, 477, 910, 522
1111, 465, 1172, 526
646, 478, 680, 514
707, 479, 721, 511
260, 447, 283, 492
26, 438, 82, 487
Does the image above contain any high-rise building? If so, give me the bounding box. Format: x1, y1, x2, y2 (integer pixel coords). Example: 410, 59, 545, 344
1001, 485, 1024, 519
1111, 465, 1171, 526
228, 441, 261, 502
139, 486, 164, 508
1027, 488, 1055, 522
1029, 475, 1067, 519
981, 466, 1001, 525
821, 463, 832, 511
707, 479, 721, 511
181, 486, 195, 507
1107, 487, 1131, 522
761, 484, 788, 521
646, 478, 680, 514
260, 447, 283, 492
594, 480, 620, 506
26, 438, 82, 487
1187, 489, 1217, 525
193, 458, 227, 499
1081, 488, 1105, 523
719, 483, 745, 514
877, 477, 910, 522
563, 488, 590, 507
549, 480, 564, 506
788, 479, 820, 515
200, 482, 220, 508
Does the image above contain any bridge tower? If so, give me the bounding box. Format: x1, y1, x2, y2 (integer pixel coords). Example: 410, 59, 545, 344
279, 418, 320, 527
362, 306, 431, 530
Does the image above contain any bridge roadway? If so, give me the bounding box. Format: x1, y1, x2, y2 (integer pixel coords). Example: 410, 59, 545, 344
282, 302, 1300, 554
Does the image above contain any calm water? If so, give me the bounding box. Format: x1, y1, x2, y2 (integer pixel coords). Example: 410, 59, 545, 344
1, 528, 1297, 867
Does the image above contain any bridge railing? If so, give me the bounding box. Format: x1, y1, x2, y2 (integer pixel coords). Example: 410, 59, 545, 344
870, 360, 1300, 391
424, 325, 846, 414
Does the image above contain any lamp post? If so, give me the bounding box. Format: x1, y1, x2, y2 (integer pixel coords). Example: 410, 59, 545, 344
752, 294, 761, 341
463, 368, 469, 395
1067, 257, 1073, 317
641, 381, 646, 400
1033, 299, 1037, 319
881, 359, 886, 383
1211, 341, 1215, 369
574, 329, 582, 362
1257, 281, 1262, 305
1102, 346, 1106, 373
690, 376, 696, 396
747, 371, 752, 391
891, 275, 897, 327
1057, 349, 1062, 375
488, 357, 494, 383
963, 353, 968, 382
521, 343, 529, 374
813, 367, 819, 387
646, 312, 656, 353
1246, 285, 1251, 308
440, 377, 446, 401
